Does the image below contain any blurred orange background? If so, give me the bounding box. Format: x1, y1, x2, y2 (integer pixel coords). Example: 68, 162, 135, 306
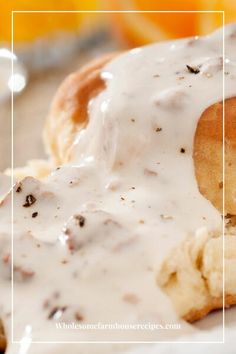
0, 0, 235, 46
109, 0, 236, 45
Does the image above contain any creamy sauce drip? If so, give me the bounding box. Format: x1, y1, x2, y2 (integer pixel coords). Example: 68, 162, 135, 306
0, 24, 236, 353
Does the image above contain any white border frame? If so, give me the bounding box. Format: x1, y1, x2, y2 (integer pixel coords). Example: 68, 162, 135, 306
11, 9, 225, 345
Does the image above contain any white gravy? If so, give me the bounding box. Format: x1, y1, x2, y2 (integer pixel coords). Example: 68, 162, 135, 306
0, 24, 236, 354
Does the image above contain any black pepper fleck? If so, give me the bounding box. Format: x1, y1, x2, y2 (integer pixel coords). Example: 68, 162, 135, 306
155, 127, 162, 132
48, 306, 67, 320
75, 214, 86, 227
16, 184, 22, 193
32, 212, 38, 218
23, 194, 36, 208
186, 64, 200, 74
180, 148, 186, 153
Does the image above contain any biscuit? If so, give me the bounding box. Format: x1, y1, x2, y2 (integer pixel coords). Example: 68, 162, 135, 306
43, 53, 236, 322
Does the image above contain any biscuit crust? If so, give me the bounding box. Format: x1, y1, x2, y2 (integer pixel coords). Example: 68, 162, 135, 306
184, 294, 236, 322
44, 53, 118, 164
194, 98, 236, 215
0, 320, 6, 353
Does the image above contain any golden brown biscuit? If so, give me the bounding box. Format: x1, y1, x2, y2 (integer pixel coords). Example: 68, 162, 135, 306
0, 320, 6, 353
44, 52, 119, 165
157, 227, 236, 321
194, 98, 236, 215
44, 54, 236, 322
